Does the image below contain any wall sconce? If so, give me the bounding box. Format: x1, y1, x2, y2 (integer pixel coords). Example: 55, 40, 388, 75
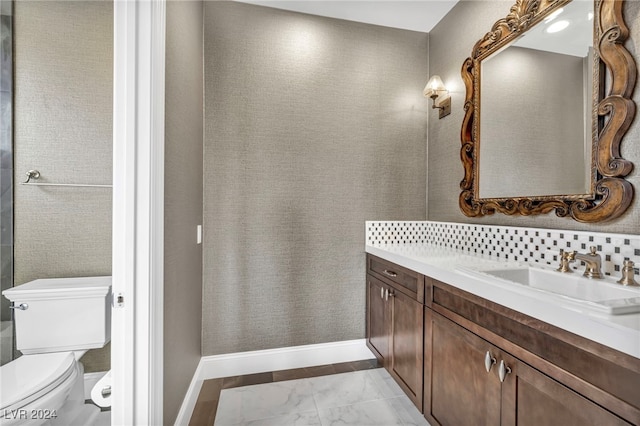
423, 75, 451, 119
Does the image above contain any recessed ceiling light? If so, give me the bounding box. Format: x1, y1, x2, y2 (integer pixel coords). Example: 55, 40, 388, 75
546, 20, 570, 33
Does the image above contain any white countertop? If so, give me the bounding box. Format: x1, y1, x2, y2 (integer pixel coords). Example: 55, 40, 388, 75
366, 243, 640, 359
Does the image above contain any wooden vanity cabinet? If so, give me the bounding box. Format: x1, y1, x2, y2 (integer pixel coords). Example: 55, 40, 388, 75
424, 277, 639, 426
427, 308, 501, 425
366, 256, 640, 425
426, 309, 629, 426
504, 352, 629, 426
366, 255, 424, 410
367, 276, 390, 361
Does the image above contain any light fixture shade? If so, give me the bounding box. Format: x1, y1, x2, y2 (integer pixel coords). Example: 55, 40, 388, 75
423, 75, 446, 98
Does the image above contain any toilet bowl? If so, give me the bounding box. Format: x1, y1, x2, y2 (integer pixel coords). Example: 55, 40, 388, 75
0, 352, 80, 426
1, 276, 111, 426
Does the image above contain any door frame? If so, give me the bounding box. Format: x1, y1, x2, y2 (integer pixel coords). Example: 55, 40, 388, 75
112, 0, 166, 424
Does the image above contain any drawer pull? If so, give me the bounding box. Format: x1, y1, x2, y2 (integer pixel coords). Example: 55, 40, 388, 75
499, 360, 512, 382
484, 351, 496, 373
383, 269, 398, 278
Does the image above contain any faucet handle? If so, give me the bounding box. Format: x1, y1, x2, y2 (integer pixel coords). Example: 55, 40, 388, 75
618, 260, 639, 287
556, 249, 576, 273
589, 246, 598, 255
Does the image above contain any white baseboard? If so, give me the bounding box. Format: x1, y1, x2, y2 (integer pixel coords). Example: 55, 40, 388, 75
198, 339, 374, 379
173, 339, 374, 426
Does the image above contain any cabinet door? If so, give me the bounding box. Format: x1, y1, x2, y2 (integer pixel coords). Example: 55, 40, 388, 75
390, 288, 424, 410
500, 354, 631, 426
428, 311, 501, 426
367, 275, 390, 362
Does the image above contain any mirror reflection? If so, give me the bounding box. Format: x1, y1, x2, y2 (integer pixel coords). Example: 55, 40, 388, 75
478, 0, 594, 199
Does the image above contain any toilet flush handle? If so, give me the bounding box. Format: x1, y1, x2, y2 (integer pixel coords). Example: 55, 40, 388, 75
10, 302, 28, 311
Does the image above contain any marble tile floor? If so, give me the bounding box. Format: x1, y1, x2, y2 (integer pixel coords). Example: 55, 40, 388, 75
91, 409, 111, 426
206, 367, 429, 426
214, 368, 428, 426
190, 359, 381, 425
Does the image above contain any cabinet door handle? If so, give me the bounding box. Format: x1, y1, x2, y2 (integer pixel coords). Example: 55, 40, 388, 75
381, 287, 384, 299
498, 360, 512, 382
383, 269, 398, 278
385, 288, 389, 301
484, 351, 496, 373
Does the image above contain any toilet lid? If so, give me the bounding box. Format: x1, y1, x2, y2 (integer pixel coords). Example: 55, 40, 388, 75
0, 352, 76, 412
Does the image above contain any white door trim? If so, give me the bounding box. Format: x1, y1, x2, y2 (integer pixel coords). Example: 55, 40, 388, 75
112, 0, 166, 424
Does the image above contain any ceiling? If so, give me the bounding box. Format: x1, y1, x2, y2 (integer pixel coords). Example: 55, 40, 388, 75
233, 1, 460, 33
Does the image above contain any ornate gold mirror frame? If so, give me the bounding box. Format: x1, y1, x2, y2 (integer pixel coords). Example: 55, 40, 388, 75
460, 0, 636, 222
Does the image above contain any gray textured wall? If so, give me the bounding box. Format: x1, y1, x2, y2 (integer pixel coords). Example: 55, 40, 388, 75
428, 0, 640, 233
13, 1, 112, 372
163, 1, 203, 424
203, 2, 428, 355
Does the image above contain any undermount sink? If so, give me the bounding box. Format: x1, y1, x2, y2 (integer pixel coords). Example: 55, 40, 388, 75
456, 265, 640, 315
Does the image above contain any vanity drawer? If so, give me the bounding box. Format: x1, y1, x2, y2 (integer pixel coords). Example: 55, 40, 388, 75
367, 254, 423, 302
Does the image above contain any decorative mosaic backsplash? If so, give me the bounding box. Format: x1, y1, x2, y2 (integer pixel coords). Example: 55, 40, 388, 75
366, 221, 640, 277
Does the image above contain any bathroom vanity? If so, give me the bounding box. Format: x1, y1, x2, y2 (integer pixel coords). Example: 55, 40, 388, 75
364, 0, 640, 419
365, 246, 640, 425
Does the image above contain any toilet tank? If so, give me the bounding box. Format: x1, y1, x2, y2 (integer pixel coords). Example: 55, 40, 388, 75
2, 276, 111, 354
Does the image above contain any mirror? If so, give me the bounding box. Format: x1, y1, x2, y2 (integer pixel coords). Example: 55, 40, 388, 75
479, 0, 593, 199
460, 0, 636, 222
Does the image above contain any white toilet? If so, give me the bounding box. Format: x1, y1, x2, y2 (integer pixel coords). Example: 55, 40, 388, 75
0, 276, 111, 426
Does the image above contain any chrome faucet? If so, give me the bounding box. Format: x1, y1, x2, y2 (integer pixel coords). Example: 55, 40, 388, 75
575, 246, 603, 279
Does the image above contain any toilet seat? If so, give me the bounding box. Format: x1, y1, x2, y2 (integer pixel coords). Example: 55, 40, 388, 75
0, 352, 77, 414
